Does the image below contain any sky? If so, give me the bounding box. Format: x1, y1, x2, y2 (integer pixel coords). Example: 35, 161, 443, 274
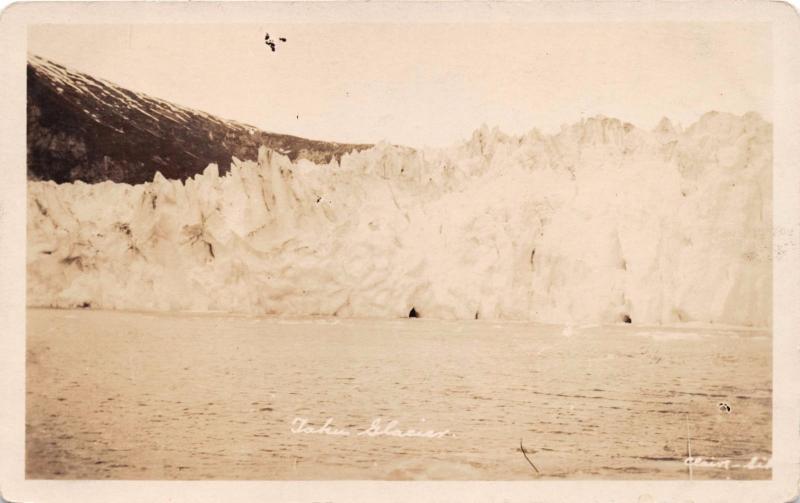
28, 23, 772, 148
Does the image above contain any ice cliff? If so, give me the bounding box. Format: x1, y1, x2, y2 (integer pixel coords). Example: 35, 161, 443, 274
27, 112, 772, 326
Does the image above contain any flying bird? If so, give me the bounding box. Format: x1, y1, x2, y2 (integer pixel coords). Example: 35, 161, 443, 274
264, 33, 287, 52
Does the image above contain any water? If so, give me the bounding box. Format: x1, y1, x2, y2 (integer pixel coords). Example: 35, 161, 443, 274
26, 308, 771, 480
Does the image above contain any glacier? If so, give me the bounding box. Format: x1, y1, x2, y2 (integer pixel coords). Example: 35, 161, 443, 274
27, 112, 772, 326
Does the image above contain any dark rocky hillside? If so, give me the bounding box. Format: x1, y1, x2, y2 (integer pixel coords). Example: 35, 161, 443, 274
27, 55, 371, 184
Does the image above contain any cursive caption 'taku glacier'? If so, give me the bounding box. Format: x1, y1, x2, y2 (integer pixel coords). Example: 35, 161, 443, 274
291, 417, 452, 439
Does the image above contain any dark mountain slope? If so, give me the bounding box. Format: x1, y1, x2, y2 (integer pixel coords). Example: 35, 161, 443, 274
27, 55, 372, 184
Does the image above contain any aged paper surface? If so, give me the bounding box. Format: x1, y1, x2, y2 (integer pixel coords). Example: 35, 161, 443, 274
1, 1, 798, 501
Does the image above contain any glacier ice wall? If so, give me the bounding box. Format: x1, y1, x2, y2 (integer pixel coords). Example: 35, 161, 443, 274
27, 112, 772, 326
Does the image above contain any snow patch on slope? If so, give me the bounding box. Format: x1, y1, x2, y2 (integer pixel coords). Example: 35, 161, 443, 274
27, 112, 772, 326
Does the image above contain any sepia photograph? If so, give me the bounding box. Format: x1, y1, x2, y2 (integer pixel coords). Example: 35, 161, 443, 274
1, 2, 799, 502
